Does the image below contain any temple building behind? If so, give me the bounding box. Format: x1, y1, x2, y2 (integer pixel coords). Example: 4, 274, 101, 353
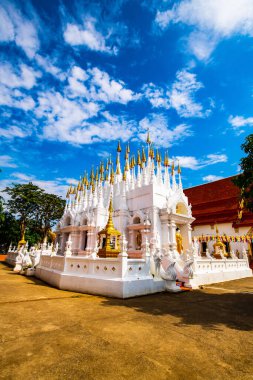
185, 176, 253, 267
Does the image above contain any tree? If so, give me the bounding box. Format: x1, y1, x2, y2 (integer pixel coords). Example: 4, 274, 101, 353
0, 212, 20, 251
0, 195, 4, 225
2, 182, 65, 247
35, 193, 65, 242
233, 134, 253, 212
4, 183, 44, 243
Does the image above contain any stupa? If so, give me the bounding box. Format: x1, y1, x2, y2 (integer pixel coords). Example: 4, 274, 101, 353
7, 132, 252, 298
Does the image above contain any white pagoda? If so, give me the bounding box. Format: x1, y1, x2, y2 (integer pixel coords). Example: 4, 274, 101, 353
7, 132, 252, 297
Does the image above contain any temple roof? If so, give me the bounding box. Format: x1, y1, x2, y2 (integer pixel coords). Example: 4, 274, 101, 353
184, 176, 253, 227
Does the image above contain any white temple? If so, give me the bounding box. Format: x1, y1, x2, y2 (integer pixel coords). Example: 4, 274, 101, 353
7, 133, 252, 298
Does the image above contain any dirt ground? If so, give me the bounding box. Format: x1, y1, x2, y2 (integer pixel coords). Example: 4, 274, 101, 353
0, 261, 252, 380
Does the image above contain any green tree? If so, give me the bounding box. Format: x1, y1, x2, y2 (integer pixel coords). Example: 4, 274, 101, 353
0, 212, 20, 250
35, 193, 65, 242
2, 182, 65, 247
233, 134, 253, 212
4, 183, 44, 243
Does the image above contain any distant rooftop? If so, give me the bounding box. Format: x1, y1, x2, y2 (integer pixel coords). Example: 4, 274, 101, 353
184, 176, 253, 227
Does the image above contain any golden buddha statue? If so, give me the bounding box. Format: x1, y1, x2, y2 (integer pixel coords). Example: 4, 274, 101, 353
176, 228, 183, 254
213, 226, 228, 259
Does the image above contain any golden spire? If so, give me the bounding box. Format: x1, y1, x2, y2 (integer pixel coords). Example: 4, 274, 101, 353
66, 186, 70, 199
122, 169, 126, 181
156, 149, 161, 165
105, 159, 109, 171
106, 197, 114, 230
164, 151, 169, 167
149, 144, 154, 159
97, 196, 121, 258
127, 142, 130, 154
141, 147, 146, 163
110, 166, 115, 185
95, 166, 99, 182
125, 144, 129, 160
171, 161, 175, 175
146, 130, 151, 145
129, 157, 133, 170
116, 154, 121, 175
90, 167, 95, 181
105, 172, 109, 181
178, 161, 181, 174
99, 162, 104, 181
117, 140, 122, 153
137, 150, 141, 166
132, 155, 136, 167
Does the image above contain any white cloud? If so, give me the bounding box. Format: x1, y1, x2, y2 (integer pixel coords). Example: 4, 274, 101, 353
0, 84, 35, 111
155, 0, 253, 60
143, 69, 206, 118
171, 156, 199, 170
205, 154, 227, 165
142, 83, 170, 109
0, 2, 39, 58
0, 63, 40, 90
88, 67, 138, 104
8, 172, 68, 197
56, 177, 79, 186
174, 153, 227, 170
203, 175, 224, 182
67, 65, 138, 105
0, 6, 14, 41
138, 114, 192, 148
0, 155, 17, 168
35, 55, 66, 81
169, 69, 204, 117
0, 126, 29, 139
64, 17, 116, 54
228, 115, 253, 128
36, 89, 135, 144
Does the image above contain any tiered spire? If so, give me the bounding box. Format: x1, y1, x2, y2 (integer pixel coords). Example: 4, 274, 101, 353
65, 131, 183, 211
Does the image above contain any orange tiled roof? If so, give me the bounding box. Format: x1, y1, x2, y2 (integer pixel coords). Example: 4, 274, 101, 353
184, 176, 253, 227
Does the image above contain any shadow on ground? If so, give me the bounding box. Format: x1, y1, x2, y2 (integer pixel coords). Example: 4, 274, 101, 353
1, 260, 253, 332
100, 287, 253, 332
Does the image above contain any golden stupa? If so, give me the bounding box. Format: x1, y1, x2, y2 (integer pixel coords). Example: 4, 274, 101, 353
97, 198, 121, 258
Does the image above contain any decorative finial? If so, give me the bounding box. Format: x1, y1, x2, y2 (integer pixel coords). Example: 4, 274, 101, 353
149, 144, 154, 159
137, 150, 141, 166
171, 161, 175, 175
177, 161, 181, 174
110, 166, 115, 185
117, 140, 122, 153
141, 147, 146, 163
146, 129, 151, 145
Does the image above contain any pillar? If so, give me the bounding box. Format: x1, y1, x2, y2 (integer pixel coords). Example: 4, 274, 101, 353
168, 220, 177, 254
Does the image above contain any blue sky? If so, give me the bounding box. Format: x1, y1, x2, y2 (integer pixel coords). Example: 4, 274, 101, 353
1, 0, 253, 197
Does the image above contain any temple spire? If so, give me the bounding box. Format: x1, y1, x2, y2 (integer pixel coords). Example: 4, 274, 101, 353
146, 129, 151, 145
